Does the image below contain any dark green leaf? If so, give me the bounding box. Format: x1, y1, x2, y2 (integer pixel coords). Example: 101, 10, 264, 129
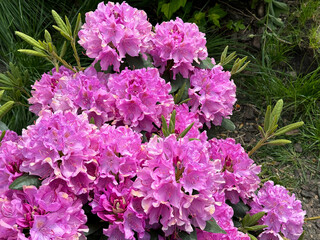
221, 118, 236, 131
298, 231, 304, 240
161, 115, 169, 137
174, 81, 187, 104
169, 110, 176, 134
178, 122, 194, 139
193, 57, 214, 69
248, 233, 258, 240
242, 212, 266, 227
161, 0, 187, 19
0, 130, 6, 142
228, 200, 249, 218
170, 74, 186, 93
273, 1, 288, 11
245, 225, 268, 231
179, 230, 197, 240
9, 174, 41, 190
204, 218, 226, 234
126, 54, 153, 70
0, 121, 9, 131
264, 105, 271, 132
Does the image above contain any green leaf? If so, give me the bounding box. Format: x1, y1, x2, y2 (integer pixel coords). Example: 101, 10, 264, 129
245, 225, 268, 231
269, 15, 284, 27
0, 130, 6, 142
221, 118, 236, 131
258, 125, 265, 137
174, 81, 187, 104
126, 54, 153, 70
74, 13, 82, 38
52, 10, 68, 33
161, 115, 169, 137
208, 4, 227, 27
15, 31, 44, 50
178, 122, 194, 139
18, 49, 48, 57
170, 74, 186, 93
179, 230, 197, 240
161, 0, 187, 19
248, 233, 258, 240
274, 121, 304, 136
298, 231, 304, 240
9, 174, 41, 190
228, 200, 249, 218
0, 101, 14, 119
60, 41, 67, 58
0, 90, 4, 101
169, 110, 176, 134
264, 105, 272, 132
65, 16, 72, 36
270, 99, 283, 129
267, 139, 291, 145
242, 212, 266, 227
0, 121, 9, 131
204, 218, 226, 234
273, 1, 289, 11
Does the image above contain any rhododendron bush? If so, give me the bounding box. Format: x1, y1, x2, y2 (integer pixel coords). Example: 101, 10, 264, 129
1, 1, 306, 240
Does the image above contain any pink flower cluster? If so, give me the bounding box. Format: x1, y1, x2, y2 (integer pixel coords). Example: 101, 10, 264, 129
250, 181, 306, 240
149, 17, 208, 79
78, 1, 152, 71
189, 64, 236, 127
0, 1, 306, 239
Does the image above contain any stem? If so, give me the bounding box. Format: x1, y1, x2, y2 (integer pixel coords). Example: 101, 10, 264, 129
305, 216, 320, 222
51, 51, 76, 73
248, 138, 267, 157
71, 39, 81, 70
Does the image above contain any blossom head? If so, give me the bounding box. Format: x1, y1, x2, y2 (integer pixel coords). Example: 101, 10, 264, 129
78, 1, 152, 71
188, 64, 236, 127
250, 181, 305, 240
208, 138, 261, 204
149, 17, 208, 78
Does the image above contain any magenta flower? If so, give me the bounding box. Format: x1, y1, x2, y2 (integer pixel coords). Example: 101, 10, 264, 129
188, 64, 236, 127
249, 181, 305, 240
78, 1, 152, 71
107, 68, 174, 132
29, 66, 74, 114
0, 182, 87, 239
133, 135, 224, 236
19, 111, 99, 195
0, 130, 23, 195
91, 178, 147, 239
208, 138, 261, 204
149, 17, 208, 79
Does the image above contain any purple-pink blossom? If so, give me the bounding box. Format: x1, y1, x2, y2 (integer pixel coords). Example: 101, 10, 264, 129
107, 68, 174, 132
249, 181, 305, 240
208, 138, 261, 204
188, 63, 236, 127
78, 1, 152, 71
149, 17, 208, 79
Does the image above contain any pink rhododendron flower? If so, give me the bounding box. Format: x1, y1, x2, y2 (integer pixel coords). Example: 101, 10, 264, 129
0, 183, 87, 239
133, 135, 224, 236
19, 111, 99, 195
188, 64, 236, 127
78, 1, 152, 71
208, 138, 261, 204
0, 130, 23, 195
250, 181, 305, 240
29, 66, 74, 114
91, 178, 147, 239
149, 17, 208, 79
107, 68, 174, 132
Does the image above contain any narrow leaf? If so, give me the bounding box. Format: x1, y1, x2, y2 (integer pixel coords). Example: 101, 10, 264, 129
178, 122, 194, 139
220, 46, 228, 63
65, 16, 72, 36
0, 130, 6, 142
15, 31, 44, 49
264, 105, 272, 131
174, 81, 187, 104
274, 121, 304, 136
273, 1, 289, 11
18, 49, 48, 57
9, 174, 41, 190
169, 110, 176, 134
245, 225, 268, 231
0, 101, 14, 119
248, 233, 258, 240
258, 125, 265, 137
204, 218, 226, 234
74, 13, 82, 38
0, 90, 4, 101
221, 118, 236, 131
44, 30, 52, 43
242, 212, 266, 227
161, 115, 169, 137
60, 41, 67, 58
52, 10, 68, 33
267, 139, 291, 146
270, 99, 283, 126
